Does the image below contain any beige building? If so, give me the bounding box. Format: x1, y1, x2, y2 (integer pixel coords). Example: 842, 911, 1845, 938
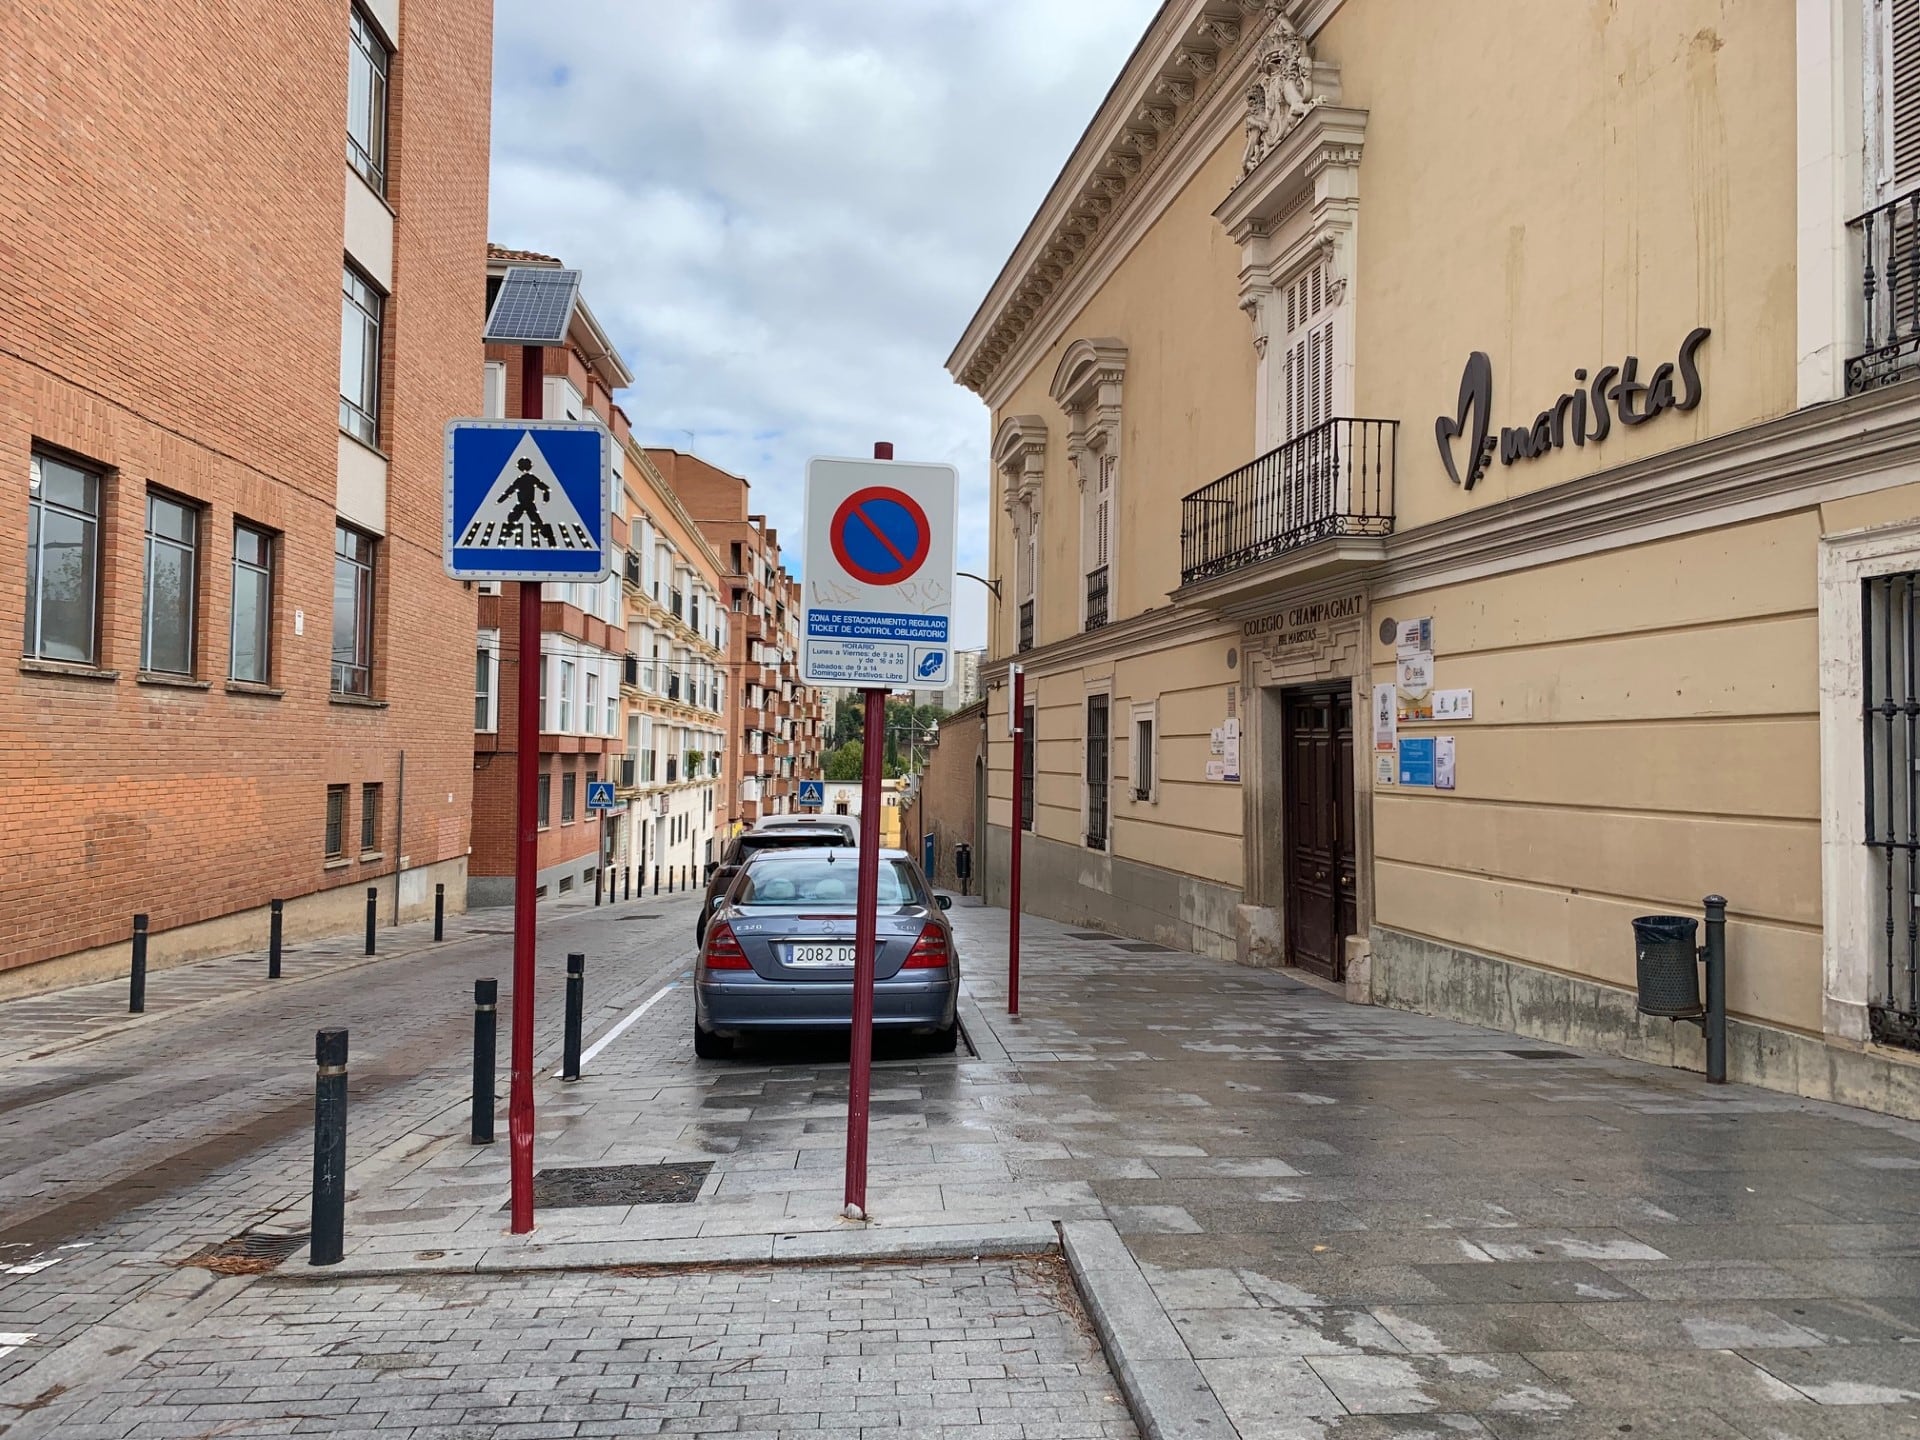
950, 0, 1920, 1115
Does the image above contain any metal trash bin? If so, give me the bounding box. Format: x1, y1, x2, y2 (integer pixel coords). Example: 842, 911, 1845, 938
1633, 915, 1702, 1018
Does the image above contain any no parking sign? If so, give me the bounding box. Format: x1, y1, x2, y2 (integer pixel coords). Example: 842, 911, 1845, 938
801, 456, 956, 688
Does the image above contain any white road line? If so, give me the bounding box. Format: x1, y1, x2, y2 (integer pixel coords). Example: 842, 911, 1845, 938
554, 982, 678, 1077
0, 1332, 35, 1360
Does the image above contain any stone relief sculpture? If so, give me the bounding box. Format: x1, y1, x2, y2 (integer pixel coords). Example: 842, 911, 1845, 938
1240, 5, 1327, 174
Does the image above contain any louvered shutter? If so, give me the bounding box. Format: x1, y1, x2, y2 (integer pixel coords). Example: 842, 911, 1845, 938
1094, 453, 1113, 568
1898, 0, 1920, 183
1280, 264, 1334, 442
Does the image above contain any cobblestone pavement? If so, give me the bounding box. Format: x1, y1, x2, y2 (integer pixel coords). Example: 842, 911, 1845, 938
33, 1258, 1134, 1440
0, 891, 703, 1398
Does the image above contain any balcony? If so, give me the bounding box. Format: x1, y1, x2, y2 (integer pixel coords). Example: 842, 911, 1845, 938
666, 674, 682, 703
1178, 417, 1396, 597
1084, 566, 1109, 631
1849, 189, 1920, 394
618, 757, 637, 789
623, 551, 642, 591
1018, 600, 1034, 653
621, 652, 639, 691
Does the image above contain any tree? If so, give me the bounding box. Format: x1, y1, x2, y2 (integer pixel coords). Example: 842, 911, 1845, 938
823, 741, 863, 783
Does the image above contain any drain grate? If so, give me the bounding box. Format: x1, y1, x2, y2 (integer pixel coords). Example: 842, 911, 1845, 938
1113, 942, 1177, 953
186, 1229, 308, 1274
1066, 930, 1121, 942
1505, 1049, 1571, 1061
517, 1161, 713, 1209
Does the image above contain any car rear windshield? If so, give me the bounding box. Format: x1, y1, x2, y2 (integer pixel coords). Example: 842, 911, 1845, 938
732, 857, 921, 907
735, 832, 845, 860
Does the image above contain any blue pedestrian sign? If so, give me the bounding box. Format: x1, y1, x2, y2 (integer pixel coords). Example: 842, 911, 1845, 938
444, 420, 612, 582
585, 780, 617, 811
798, 779, 825, 808
802, 456, 957, 690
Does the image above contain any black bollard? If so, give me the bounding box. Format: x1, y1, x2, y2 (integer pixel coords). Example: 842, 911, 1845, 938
653, 865, 660, 896
667, 867, 675, 894
310, 1028, 348, 1266
1702, 895, 1728, 1084
129, 913, 148, 1013
594, 867, 603, 907
434, 883, 445, 942
364, 887, 377, 956
563, 952, 585, 1082
472, 979, 497, 1144
624, 866, 632, 901
269, 899, 283, 980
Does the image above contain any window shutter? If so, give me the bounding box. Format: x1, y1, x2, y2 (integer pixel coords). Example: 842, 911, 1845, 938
1095, 454, 1113, 568
1898, 0, 1920, 183
1280, 264, 1336, 441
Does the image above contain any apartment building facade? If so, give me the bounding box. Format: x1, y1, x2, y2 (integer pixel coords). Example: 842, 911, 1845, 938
469, 247, 633, 904
951, 0, 1920, 1116
645, 451, 828, 826
613, 443, 729, 886
0, 0, 490, 989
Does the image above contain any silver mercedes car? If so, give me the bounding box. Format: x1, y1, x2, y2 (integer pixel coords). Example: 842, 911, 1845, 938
693, 847, 958, 1059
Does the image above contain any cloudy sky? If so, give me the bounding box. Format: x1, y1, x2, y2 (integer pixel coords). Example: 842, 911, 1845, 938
488, 0, 1161, 650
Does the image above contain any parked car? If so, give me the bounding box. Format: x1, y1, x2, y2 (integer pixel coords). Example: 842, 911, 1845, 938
693, 846, 957, 1059
695, 818, 857, 942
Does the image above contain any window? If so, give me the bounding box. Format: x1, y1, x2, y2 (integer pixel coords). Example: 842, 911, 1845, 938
142, 492, 199, 675
1865, 571, 1920, 1051
562, 771, 577, 823
537, 772, 551, 829
586, 671, 600, 735
604, 679, 617, 737
559, 659, 575, 730
231, 523, 273, 684
474, 641, 497, 731
326, 785, 348, 860
25, 451, 101, 664
1280, 262, 1334, 442
1085, 695, 1110, 851
483, 361, 506, 419
1020, 704, 1036, 832
1132, 704, 1157, 803
361, 782, 382, 854
332, 523, 375, 696
346, 4, 391, 193
340, 264, 384, 446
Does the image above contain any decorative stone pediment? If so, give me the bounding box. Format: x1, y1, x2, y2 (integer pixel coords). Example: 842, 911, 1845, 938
1236, 3, 1343, 176
1049, 338, 1128, 488
994, 414, 1048, 517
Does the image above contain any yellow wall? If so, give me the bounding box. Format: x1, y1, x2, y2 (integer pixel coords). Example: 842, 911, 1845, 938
1325, 0, 1798, 527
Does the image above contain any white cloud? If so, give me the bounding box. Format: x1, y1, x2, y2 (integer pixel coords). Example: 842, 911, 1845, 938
490, 0, 1161, 650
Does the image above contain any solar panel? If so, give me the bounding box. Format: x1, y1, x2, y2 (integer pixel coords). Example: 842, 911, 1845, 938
482, 266, 582, 345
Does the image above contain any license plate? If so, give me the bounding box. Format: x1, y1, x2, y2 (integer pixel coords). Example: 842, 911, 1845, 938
785, 944, 855, 967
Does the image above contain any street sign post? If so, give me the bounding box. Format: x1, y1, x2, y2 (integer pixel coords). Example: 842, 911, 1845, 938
803, 446, 957, 1220
443, 396, 612, 1237
585, 781, 617, 811
797, 779, 825, 808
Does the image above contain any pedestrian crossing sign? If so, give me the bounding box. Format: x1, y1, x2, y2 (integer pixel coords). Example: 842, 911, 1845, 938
444, 419, 612, 582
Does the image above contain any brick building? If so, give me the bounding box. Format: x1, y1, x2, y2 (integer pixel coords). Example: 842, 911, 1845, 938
469, 247, 633, 905
612, 443, 728, 889
0, 0, 491, 990
644, 451, 828, 825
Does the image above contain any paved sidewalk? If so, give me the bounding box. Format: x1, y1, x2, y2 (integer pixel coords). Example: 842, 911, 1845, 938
301, 903, 1920, 1438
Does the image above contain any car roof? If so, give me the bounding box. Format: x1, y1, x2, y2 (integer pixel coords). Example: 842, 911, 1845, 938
750, 815, 854, 829
743, 846, 907, 861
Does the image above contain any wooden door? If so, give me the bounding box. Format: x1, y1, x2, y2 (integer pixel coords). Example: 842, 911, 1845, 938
1282, 687, 1355, 981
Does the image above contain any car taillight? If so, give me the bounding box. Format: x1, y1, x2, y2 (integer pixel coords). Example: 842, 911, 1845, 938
902, 924, 949, 970
704, 923, 752, 970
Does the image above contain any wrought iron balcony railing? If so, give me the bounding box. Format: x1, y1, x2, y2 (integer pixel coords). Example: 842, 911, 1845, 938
1084, 566, 1109, 631
1179, 417, 1397, 587
1849, 188, 1920, 394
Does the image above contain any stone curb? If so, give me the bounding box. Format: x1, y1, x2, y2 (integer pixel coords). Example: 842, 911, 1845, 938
272, 1219, 1062, 1281
1060, 1219, 1237, 1440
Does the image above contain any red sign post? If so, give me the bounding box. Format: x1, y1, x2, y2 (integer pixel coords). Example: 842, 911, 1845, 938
508, 346, 544, 1234
1008, 664, 1024, 1017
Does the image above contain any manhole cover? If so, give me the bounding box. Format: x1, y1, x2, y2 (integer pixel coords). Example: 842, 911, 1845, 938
185, 1230, 308, 1274
1066, 930, 1121, 942
1505, 1050, 1570, 1060
518, 1161, 713, 1209
1114, 942, 1176, 953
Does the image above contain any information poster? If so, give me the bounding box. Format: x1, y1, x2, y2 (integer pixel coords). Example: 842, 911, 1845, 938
1435, 735, 1456, 791
1373, 682, 1397, 751
1399, 736, 1436, 787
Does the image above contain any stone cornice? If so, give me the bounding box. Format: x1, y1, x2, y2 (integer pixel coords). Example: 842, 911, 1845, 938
948, 1, 1299, 399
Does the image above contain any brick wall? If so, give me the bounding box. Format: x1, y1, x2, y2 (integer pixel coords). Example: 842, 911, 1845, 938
0, 0, 492, 974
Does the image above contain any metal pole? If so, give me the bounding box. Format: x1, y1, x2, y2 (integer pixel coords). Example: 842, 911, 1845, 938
310, 1028, 348, 1266
653, 865, 660, 896
594, 865, 603, 906
1009, 666, 1025, 1017
563, 952, 585, 1081
392, 749, 405, 926
269, 900, 283, 979
363, 887, 377, 956
509, 343, 545, 1236
1702, 895, 1728, 1084
625, 866, 631, 901
473, 978, 497, 1143
843, 687, 888, 1217
433, 883, 445, 942
129, 913, 148, 1013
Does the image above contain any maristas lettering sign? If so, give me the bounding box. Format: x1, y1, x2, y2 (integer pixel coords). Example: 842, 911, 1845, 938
1435, 327, 1709, 490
